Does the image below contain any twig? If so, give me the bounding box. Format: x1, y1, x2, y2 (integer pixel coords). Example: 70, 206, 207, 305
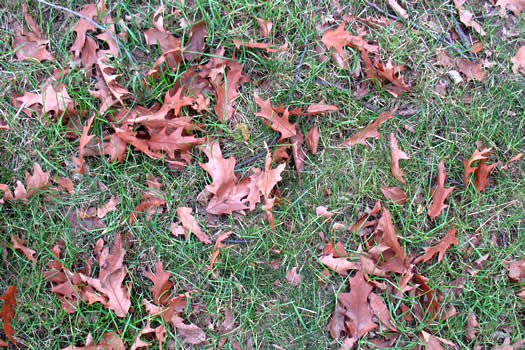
386, 0, 408, 19
234, 132, 281, 170
35, 0, 137, 64
475, 200, 519, 233
104, 0, 122, 25
468, 199, 518, 216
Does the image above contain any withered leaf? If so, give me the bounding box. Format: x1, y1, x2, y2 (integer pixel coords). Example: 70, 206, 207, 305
286, 266, 303, 286
377, 208, 405, 261
72, 115, 95, 175
453, 0, 486, 36
97, 59, 132, 105
305, 125, 320, 154
209, 231, 233, 271
343, 108, 395, 146
338, 271, 378, 338
369, 293, 398, 332
11, 234, 36, 262
473, 159, 497, 192
464, 146, 491, 186
506, 258, 525, 281
62, 331, 125, 350
130, 174, 166, 224
380, 186, 407, 204
0, 285, 16, 343
184, 20, 207, 61
255, 95, 297, 139
17, 83, 75, 118
130, 319, 166, 350
290, 126, 306, 174
361, 51, 411, 96
465, 312, 480, 341
13, 4, 54, 62
495, 0, 525, 16
80, 233, 131, 317
233, 40, 286, 53
145, 261, 173, 305
414, 227, 458, 264
177, 207, 211, 244
512, 46, 525, 74
322, 22, 379, 58
502, 153, 523, 169
389, 133, 410, 183
213, 61, 249, 122
316, 206, 335, 219
256, 18, 273, 37
420, 330, 456, 350
457, 58, 486, 81
319, 254, 359, 275
428, 160, 455, 220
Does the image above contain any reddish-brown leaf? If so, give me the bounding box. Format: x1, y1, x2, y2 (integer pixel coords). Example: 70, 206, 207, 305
389, 133, 410, 183
380, 186, 407, 204
305, 125, 320, 154
232, 40, 286, 53
316, 206, 335, 219
16, 83, 75, 118
97, 59, 132, 105
286, 266, 303, 286
414, 227, 459, 264
502, 153, 523, 169
256, 18, 273, 37
72, 115, 95, 175
213, 61, 249, 121
13, 4, 54, 62
255, 95, 297, 139
343, 108, 395, 146
0, 286, 16, 343
323, 240, 348, 257
506, 259, 525, 281
473, 160, 498, 192
495, 0, 525, 16
130, 174, 166, 224
453, 0, 486, 36
290, 126, 306, 174
80, 233, 131, 317
184, 21, 207, 61
457, 58, 486, 81
361, 51, 411, 96
338, 271, 378, 338
414, 274, 441, 318
420, 330, 456, 350
512, 46, 525, 74
464, 146, 491, 185
322, 22, 379, 59
257, 146, 286, 230
369, 293, 398, 332
63, 331, 125, 350
177, 207, 211, 244
465, 312, 480, 341
145, 262, 173, 305
130, 319, 166, 350
319, 254, 359, 275
209, 231, 233, 271
428, 160, 455, 220
376, 208, 405, 261
11, 234, 36, 262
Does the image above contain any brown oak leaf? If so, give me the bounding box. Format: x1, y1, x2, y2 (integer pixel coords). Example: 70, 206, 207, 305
369, 293, 398, 332
62, 331, 125, 350
376, 207, 405, 261
380, 186, 407, 204
343, 108, 395, 146
183, 20, 207, 61
457, 58, 486, 81
473, 159, 498, 192
255, 95, 296, 139
464, 146, 492, 185
465, 312, 480, 341
11, 234, 36, 262
145, 262, 174, 305
512, 46, 525, 74
414, 227, 459, 264
97, 59, 132, 105
256, 18, 273, 37
319, 254, 359, 275
389, 133, 410, 183
495, 0, 525, 16
177, 207, 211, 244
286, 266, 303, 286
72, 115, 95, 175
209, 231, 233, 271
213, 61, 249, 121
428, 160, 455, 220
13, 4, 54, 62
305, 125, 320, 154
0, 286, 16, 343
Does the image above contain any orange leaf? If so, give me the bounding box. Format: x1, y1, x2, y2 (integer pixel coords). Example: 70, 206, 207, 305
380, 186, 407, 204
343, 108, 395, 146
255, 95, 296, 139
473, 160, 498, 192
0, 286, 16, 343
209, 231, 233, 271
502, 152, 523, 169
389, 133, 410, 183
145, 262, 173, 305
72, 115, 95, 175
512, 46, 525, 74
319, 254, 359, 275
256, 18, 273, 37
457, 58, 486, 81
377, 207, 405, 261
464, 146, 491, 185
428, 160, 455, 220
11, 234, 36, 262
13, 4, 54, 62
177, 207, 211, 244
414, 227, 459, 264
305, 125, 320, 154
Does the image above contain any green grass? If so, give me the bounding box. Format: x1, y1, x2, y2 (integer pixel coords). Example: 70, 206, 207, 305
1, 0, 524, 348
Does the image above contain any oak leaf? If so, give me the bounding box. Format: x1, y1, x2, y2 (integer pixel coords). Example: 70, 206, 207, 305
0, 286, 16, 343
506, 258, 525, 281
13, 3, 54, 62
305, 125, 320, 154
209, 231, 233, 271
316, 206, 335, 219
145, 262, 173, 305
428, 160, 455, 220
380, 186, 407, 204
319, 254, 359, 275
369, 293, 398, 332
453, 0, 486, 36
322, 22, 379, 58
343, 108, 395, 146
290, 126, 306, 174
457, 58, 486, 81
256, 18, 273, 37
473, 159, 498, 192
256, 146, 286, 230
338, 271, 378, 338
97, 59, 132, 105
80, 233, 131, 317
286, 266, 303, 286
255, 95, 297, 139
176, 207, 211, 244
512, 46, 525, 74
502, 153, 523, 169
16, 83, 75, 118
233, 40, 286, 53
183, 21, 207, 61
495, 0, 525, 16
130, 319, 166, 350
465, 312, 480, 341
11, 234, 36, 262
361, 51, 411, 96
414, 227, 458, 264
213, 61, 249, 121
72, 115, 95, 175
389, 133, 410, 183
130, 174, 166, 224
376, 207, 405, 261
62, 331, 125, 350
464, 146, 491, 185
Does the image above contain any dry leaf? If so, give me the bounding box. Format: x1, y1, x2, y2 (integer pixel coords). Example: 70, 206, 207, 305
63, 331, 125, 350
389, 133, 410, 183
97, 59, 132, 105
286, 266, 303, 286
233, 40, 285, 53
256, 18, 273, 37
457, 58, 486, 81
343, 108, 395, 146
11, 234, 36, 262
414, 227, 459, 264
453, 0, 486, 36
13, 4, 54, 62
305, 125, 320, 154
466, 312, 480, 341
209, 231, 233, 271
319, 254, 359, 275
369, 293, 398, 332
255, 95, 297, 139
511, 46, 525, 74
502, 153, 523, 169
316, 206, 335, 219
213, 61, 249, 121
177, 207, 211, 244
377, 207, 405, 261
72, 115, 95, 175
0, 286, 16, 343
495, 0, 525, 16
464, 146, 492, 185
291, 126, 306, 174
145, 262, 173, 305
473, 160, 497, 192
183, 21, 207, 61
380, 186, 407, 204
428, 161, 455, 220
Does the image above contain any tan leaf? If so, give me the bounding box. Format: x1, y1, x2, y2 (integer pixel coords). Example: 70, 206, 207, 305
495, 0, 525, 16
369, 293, 398, 332
62, 331, 125, 350
457, 58, 486, 81
511, 46, 525, 74
453, 0, 486, 35
291, 126, 306, 174
380, 186, 407, 204
343, 108, 395, 146
286, 266, 303, 286
319, 254, 359, 275
72, 115, 95, 175
465, 312, 480, 341
11, 234, 36, 262
13, 4, 54, 62
256, 18, 273, 37
232, 40, 285, 53
502, 153, 523, 169
177, 207, 211, 244
255, 95, 296, 139
428, 160, 455, 220
305, 125, 320, 154
316, 206, 335, 219
145, 262, 173, 305
389, 133, 410, 183
377, 208, 405, 261
414, 227, 459, 264
506, 259, 525, 281
97, 59, 132, 105
209, 231, 233, 271
322, 22, 379, 58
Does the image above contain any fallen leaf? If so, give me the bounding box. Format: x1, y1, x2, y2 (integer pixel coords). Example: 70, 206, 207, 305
464, 146, 492, 185
257, 146, 286, 230
436, 50, 453, 67
96, 196, 119, 218
420, 330, 456, 350
72, 115, 95, 175
511, 46, 525, 74
130, 174, 166, 224
256, 18, 273, 37
343, 108, 395, 146
213, 61, 249, 122
320, 254, 359, 275
457, 58, 486, 81
473, 160, 498, 192
62, 331, 125, 350
130, 319, 166, 350
145, 262, 173, 305
471, 42, 483, 53
81, 233, 131, 317
506, 259, 525, 281
414, 227, 458, 264
13, 4, 54, 62
465, 312, 480, 341
233, 40, 285, 53
286, 266, 303, 286
11, 234, 36, 262
338, 271, 377, 338
183, 20, 207, 61
428, 160, 455, 220
389, 133, 410, 183
323, 240, 348, 257
453, 0, 486, 36
377, 208, 405, 261
255, 95, 297, 139
369, 293, 398, 332
306, 125, 320, 154
502, 153, 523, 169
97, 59, 132, 105
322, 22, 379, 59
495, 0, 525, 16
291, 126, 306, 174
177, 207, 211, 244
361, 51, 411, 96
316, 206, 335, 219
209, 231, 233, 271
380, 186, 407, 204
0, 286, 16, 343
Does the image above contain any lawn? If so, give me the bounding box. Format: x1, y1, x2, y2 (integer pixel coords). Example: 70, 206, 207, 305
0, 0, 524, 348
